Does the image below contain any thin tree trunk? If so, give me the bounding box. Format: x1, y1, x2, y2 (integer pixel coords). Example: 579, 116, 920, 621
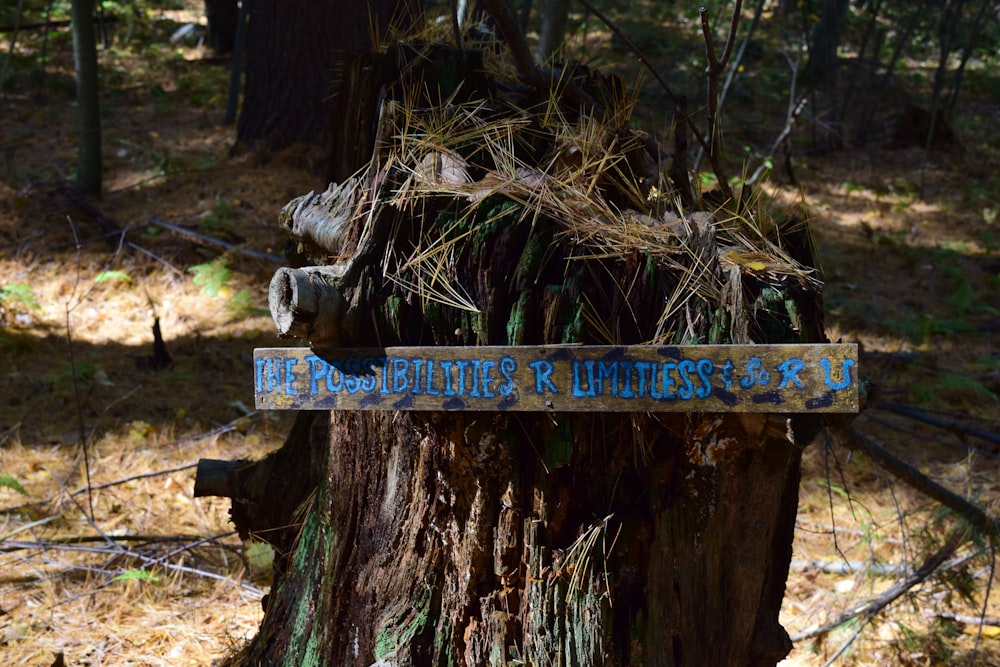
71, 0, 101, 196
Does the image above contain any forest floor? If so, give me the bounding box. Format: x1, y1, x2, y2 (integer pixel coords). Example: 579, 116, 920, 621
1, 3, 999, 666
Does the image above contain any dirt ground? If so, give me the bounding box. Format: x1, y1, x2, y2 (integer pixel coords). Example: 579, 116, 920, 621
2, 4, 998, 666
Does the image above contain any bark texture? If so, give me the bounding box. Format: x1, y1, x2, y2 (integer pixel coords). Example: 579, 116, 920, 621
237, 0, 421, 152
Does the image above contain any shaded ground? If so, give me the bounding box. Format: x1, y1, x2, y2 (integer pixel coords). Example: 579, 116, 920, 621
2, 3, 998, 665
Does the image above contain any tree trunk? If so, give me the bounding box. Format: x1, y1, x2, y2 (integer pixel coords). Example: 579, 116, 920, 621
236, 0, 421, 152
237, 406, 814, 665
535, 0, 571, 62
219, 40, 829, 667
71, 0, 101, 196
205, 0, 239, 56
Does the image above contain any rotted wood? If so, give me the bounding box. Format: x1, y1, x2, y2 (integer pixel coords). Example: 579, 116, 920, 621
268, 266, 354, 347
277, 178, 359, 263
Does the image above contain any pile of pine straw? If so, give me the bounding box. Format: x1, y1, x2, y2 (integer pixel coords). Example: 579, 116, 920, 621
334, 72, 823, 346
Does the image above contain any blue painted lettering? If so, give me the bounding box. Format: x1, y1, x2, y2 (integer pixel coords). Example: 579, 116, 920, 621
498, 356, 516, 396
661, 362, 677, 398
777, 358, 805, 389
266, 358, 280, 393
360, 357, 380, 392
740, 357, 762, 389
572, 360, 591, 398
821, 358, 855, 391
392, 358, 409, 392
480, 360, 496, 398
635, 361, 651, 398
441, 361, 456, 396
529, 360, 558, 394
454, 360, 469, 396
695, 358, 713, 399
677, 359, 695, 399
649, 362, 663, 398
597, 362, 617, 396
469, 360, 482, 397
721, 359, 735, 392
284, 358, 298, 396
255, 358, 266, 393
327, 363, 344, 392
425, 360, 440, 395
412, 359, 424, 395
619, 361, 635, 398
344, 357, 362, 393
307, 355, 327, 395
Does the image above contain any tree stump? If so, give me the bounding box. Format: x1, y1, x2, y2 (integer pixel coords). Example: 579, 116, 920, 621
207, 53, 834, 667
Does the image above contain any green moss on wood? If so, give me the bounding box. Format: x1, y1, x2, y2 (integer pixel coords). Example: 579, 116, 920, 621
374, 583, 434, 661
543, 421, 574, 470
385, 295, 403, 336
506, 292, 530, 345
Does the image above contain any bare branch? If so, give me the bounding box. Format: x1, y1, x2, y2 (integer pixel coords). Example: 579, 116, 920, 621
791, 528, 966, 642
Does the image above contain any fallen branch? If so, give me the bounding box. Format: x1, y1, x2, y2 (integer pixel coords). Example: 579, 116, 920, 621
3, 539, 264, 595
790, 546, 983, 576
875, 401, 1000, 446
936, 612, 1000, 628
1, 532, 228, 551
790, 528, 966, 642
149, 216, 286, 264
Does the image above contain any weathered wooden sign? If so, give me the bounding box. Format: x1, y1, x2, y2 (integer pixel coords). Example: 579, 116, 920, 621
254, 344, 858, 413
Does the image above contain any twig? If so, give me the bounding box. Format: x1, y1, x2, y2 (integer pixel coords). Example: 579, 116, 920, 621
0, 515, 60, 541
790, 546, 984, 576
2, 533, 228, 551
480, 0, 541, 88
791, 528, 966, 642
68, 461, 199, 496
573, 0, 712, 156
970, 547, 995, 666
697, 1, 742, 202
696, 0, 764, 171
65, 218, 95, 522
820, 619, 865, 667
123, 239, 184, 274
481, 0, 595, 111
936, 612, 1000, 628
745, 51, 808, 186
149, 215, 286, 264
3, 536, 264, 596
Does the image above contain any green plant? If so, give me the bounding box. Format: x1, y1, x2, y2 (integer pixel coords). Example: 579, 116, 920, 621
0, 282, 41, 312
226, 289, 264, 317
189, 256, 231, 297
0, 473, 27, 495
200, 199, 237, 239
95, 270, 132, 284
113, 568, 161, 583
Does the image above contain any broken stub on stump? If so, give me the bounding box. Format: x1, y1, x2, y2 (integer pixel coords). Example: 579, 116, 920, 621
198, 41, 856, 667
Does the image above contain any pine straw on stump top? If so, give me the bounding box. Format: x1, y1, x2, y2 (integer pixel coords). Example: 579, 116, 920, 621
282, 59, 825, 352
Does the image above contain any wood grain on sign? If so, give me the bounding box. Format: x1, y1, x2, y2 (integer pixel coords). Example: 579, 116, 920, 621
254, 344, 859, 413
